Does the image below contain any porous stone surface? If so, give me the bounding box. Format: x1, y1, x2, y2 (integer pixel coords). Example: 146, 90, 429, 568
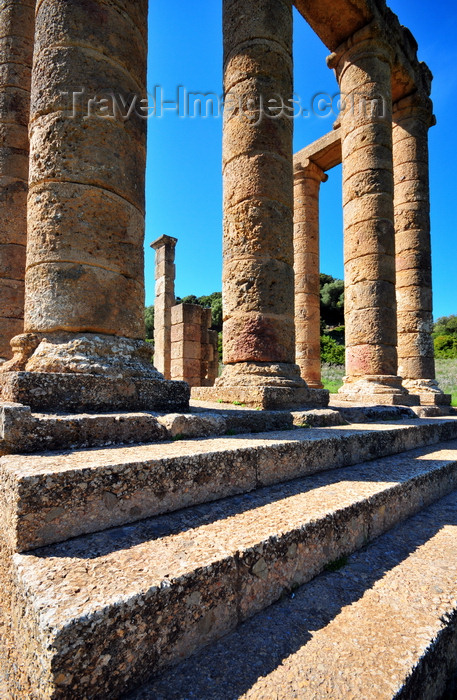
193, 384, 329, 409
0, 403, 169, 454
2, 418, 457, 552
0, 0, 34, 360
3, 438, 457, 698
220, 0, 304, 389
23, 0, 148, 341
156, 412, 227, 438
328, 24, 405, 399
294, 162, 327, 388
334, 404, 416, 423
1, 332, 162, 377
130, 488, 457, 700
0, 371, 189, 413
393, 93, 443, 399
292, 408, 346, 427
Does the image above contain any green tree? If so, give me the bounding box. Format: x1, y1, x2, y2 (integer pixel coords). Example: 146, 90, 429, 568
320, 275, 344, 328
434, 335, 457, 359
433, 315, 457, 338
144, 305, 154, 340
320, 334, 345, 365
175, 291, 222, 332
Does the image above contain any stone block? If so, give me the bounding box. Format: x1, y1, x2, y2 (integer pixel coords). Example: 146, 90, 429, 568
192, 386, 328, 409
170, 323, 201, 343
171, 341, 201, 361
0, 372, 189, 412
171, 304, 203, 326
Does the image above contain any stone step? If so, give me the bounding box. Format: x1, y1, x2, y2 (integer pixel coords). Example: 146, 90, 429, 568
4, 439, 457, 699
0, 402, 296, 454
127, 487, 457, 700
2, 418, 457, 551
1, 400, 426, 456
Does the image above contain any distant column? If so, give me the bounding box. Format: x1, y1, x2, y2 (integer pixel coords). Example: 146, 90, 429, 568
294, 161, 327, 388
0, 1, 34, 361
393, 92, 450, 405
151, 235, 177, 379
328, 23, 413, 404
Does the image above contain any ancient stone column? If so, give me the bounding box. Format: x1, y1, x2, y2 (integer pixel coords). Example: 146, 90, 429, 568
214, 0, 323, 408
393, 93, 449, 405
328, 23, 413, 404
0, 0, 189, 411
0, 1, 35, 361
151, 235, 177, 379
294, 161, 327, 388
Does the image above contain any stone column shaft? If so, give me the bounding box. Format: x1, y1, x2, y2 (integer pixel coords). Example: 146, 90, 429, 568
0, 0, 190, 411
0, 1, 35, 360
294, 161, 327, 388
151, 235, 177, 379
328, 23, 410, 402
217, 0, 305, 389
393, 94, 447, 404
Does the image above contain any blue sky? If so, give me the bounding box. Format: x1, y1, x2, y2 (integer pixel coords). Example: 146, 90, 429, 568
146, 0, 457, 320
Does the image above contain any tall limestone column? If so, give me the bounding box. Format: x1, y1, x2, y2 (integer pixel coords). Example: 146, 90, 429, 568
328, 23, 414, 404
393, 93, 450, 406
0, 0, 188, 411
294, 161, 327, 388
0, 1, 35, 361
210, 0, 327, 408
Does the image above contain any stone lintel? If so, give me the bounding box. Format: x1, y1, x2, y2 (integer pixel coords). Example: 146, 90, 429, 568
191, 386, 329, 410
0, 372, 189, 413
294, 128, 341, 174
150, 234, 178, 251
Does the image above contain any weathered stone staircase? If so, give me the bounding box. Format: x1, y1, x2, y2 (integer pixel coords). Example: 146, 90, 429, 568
1, 410, 457, 699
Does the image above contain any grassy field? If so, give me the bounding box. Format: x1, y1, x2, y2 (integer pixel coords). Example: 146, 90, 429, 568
322, 359, 457, 406
435, 358, 457, 406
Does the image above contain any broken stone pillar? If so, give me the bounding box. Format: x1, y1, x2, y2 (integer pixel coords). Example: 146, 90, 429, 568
170, 304, 203, 388
151, 235, 177, 379
0, 0, 188, 411
393, 93, 450, 406
0, 1, 35, 361
294, 161, 327, 388
208, 0, 327, 408
328, 23, 415, 405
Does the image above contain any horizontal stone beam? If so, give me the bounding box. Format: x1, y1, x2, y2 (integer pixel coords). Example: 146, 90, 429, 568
293, 128, 342, 174
293, 0, 431, 104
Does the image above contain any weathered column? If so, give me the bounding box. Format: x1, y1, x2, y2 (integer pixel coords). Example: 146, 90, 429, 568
294, 161, 327, 388
328, 23, 414, 404
393, 93, 450, 406
0, 1, 34, 361
151, 235, 177, 379
0, 0, 188, 411
210, 0, 327, 408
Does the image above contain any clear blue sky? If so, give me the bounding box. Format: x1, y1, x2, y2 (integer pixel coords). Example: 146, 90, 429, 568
146, 0, 457, 320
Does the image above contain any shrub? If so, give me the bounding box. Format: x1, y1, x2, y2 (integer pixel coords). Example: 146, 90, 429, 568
321, 334, 345, 365
434, 335, 457, 359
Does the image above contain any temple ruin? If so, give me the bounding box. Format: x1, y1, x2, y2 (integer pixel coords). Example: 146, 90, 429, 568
0, 1, 456, 698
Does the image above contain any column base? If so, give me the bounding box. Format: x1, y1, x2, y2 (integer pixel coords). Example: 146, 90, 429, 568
338, 375, 420, 406
216, 361, 307, 388
304, 380, 324, 389
401, 379, 452, 406
191, 385, 329, 410
0, 371, 189, 412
